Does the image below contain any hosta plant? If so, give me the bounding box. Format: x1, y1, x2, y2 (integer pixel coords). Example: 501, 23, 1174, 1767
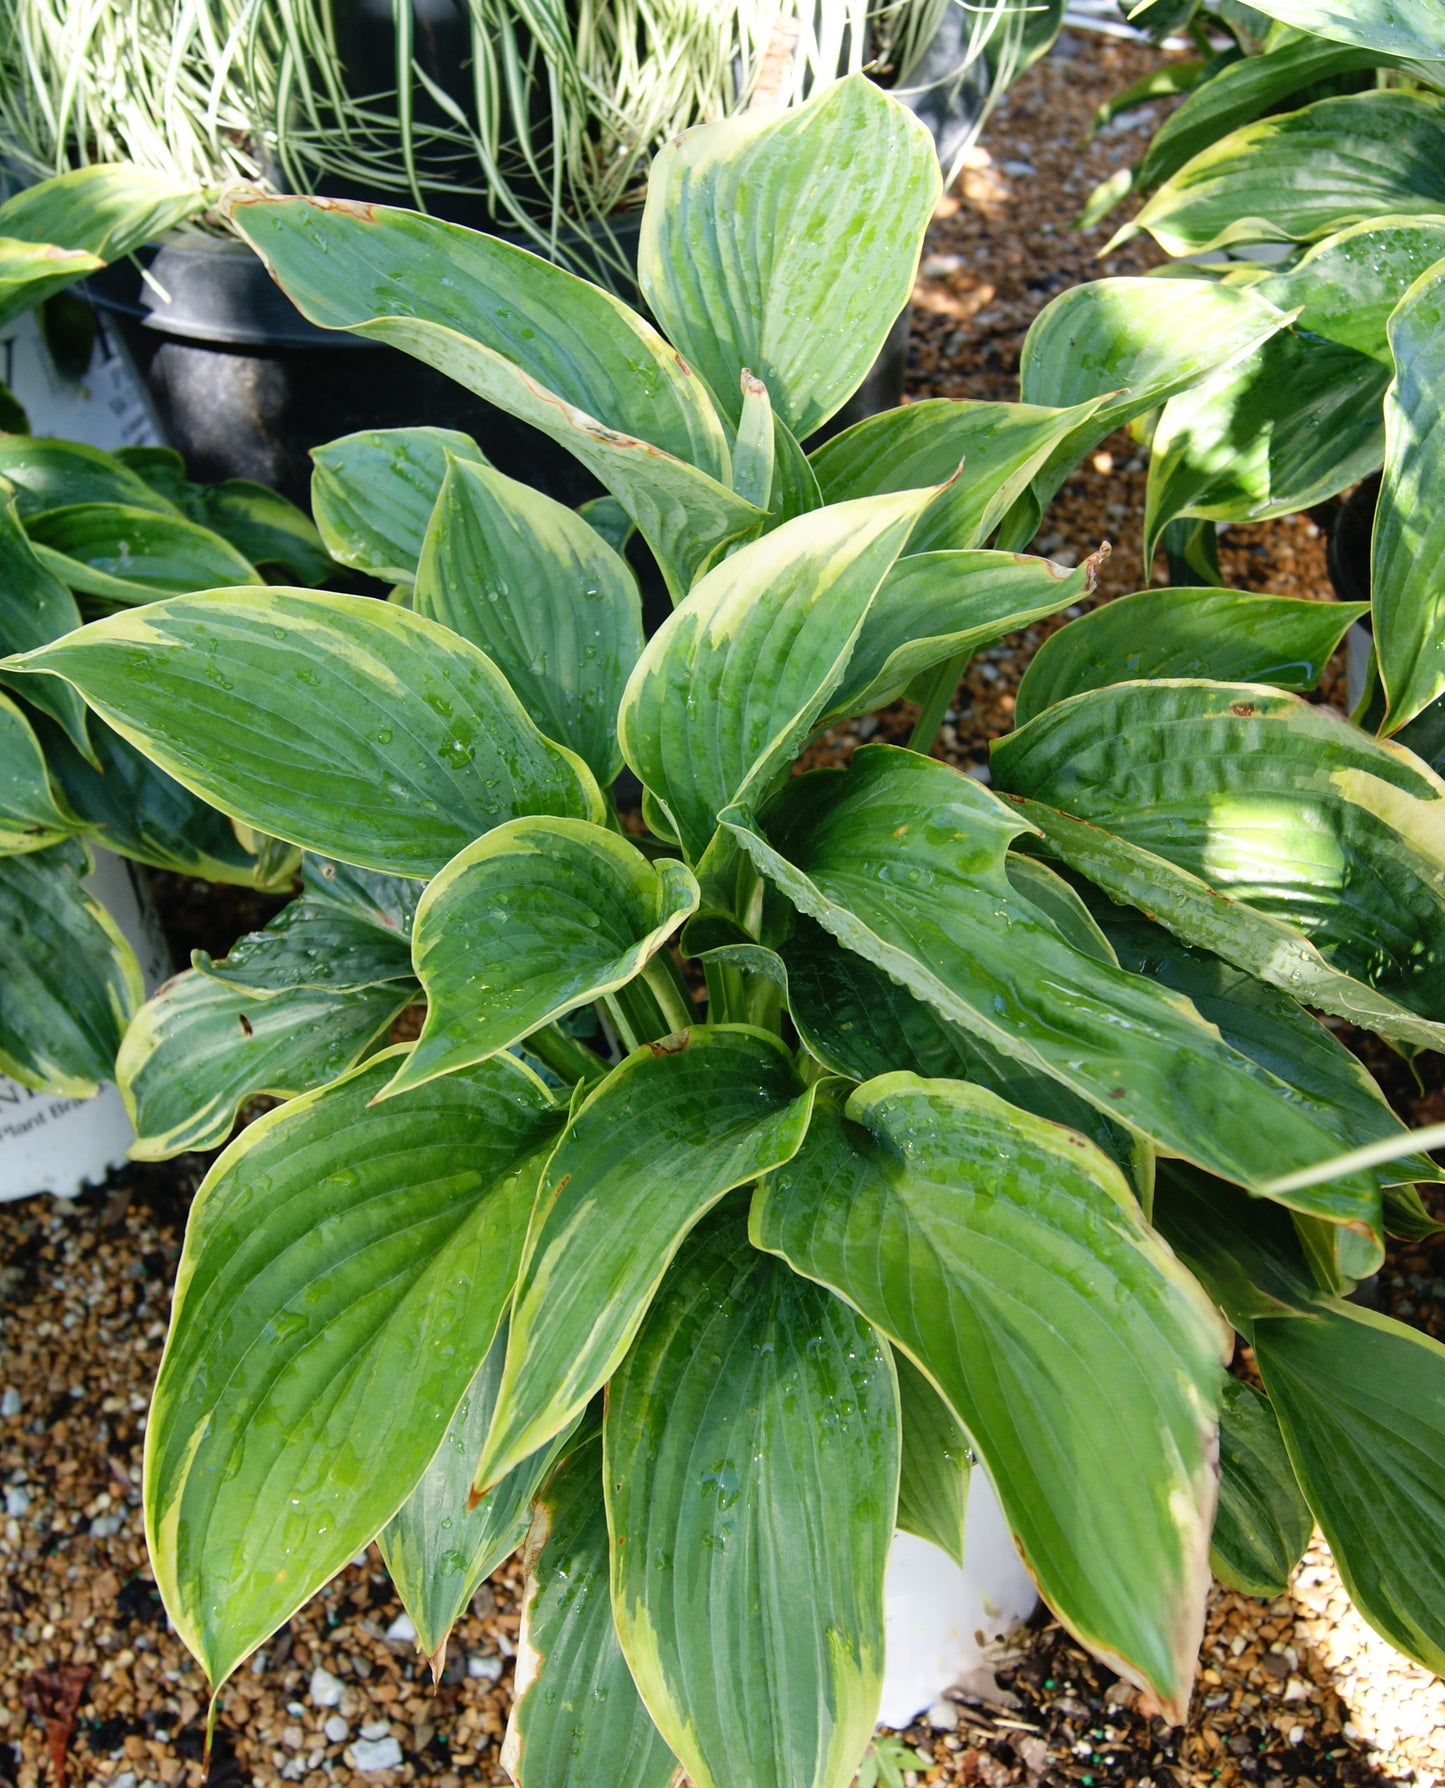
1072, 0, 1445, 741
0, 431, 326, 1093
10, 72, 1445, 1788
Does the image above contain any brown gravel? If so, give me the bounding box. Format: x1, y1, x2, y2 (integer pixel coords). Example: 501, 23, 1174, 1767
4, 26, 1444, 1788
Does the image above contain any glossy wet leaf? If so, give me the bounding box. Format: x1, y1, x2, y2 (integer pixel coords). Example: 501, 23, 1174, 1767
195, 858, 417, 994
639, 74, 938, 438
619, 488, 929, 861
504, 1438, 678, 1788
118, 969, 413, 1159
24, 503, 262, 600
992, 681, 1445, 1036
1006, 278, 1292, 539
1130, 92, 1445, 256
1248, 216, 1445, 363
1243, 0, 1445, 58
1151, 1161, 1321, 1332
0, 165, 202, 326
1210, 1379, 1312, 1599
1143, 326, 1390, 560
0, 840, 142, 1095
0, 436, 179, 520
145, 1050, 564, 1688
896, 1350, 971, 1567
1015, 588, 1366, 724
0, 686, 73, 851
475, 1027, 816, 1489
38, 713, 271, 885
809, 396, 1107, 553
379, 1321, 576, 1670
1256, 1299, 1445, 1675
309, 427, 490, 583
753, 1075, 1227, 1718
413, 456, 642, 785
387, 818, 698, 1097
0, 488, 89, 751
228, 195, 754, 596
823, 549, 1097, 723
14, 588, 603, 877
779, 915, 1152, 1207
607, 1200, 896, 1788
178, 479, 332, 584
724, 745, 1384, 1230
1375, 262, 1445, 734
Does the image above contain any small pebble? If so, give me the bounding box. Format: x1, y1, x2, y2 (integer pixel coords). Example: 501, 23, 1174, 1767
360, 1719, 392, 1741
468, 1651, 504, 1682
385, 1609, 418, 1643
350, 1736, 404, 1773
309, 1664, 345, 1706
4, 1486, 29, 1517
0, 1389, 19, 1417
324, 1714, 349, 1743
926, 1699, 958, 1731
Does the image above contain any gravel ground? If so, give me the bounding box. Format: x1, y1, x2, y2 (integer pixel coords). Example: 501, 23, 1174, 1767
4, 26, 1444, 1788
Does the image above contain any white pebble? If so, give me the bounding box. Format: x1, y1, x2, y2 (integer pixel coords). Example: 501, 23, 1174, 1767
360, 1720, 392, 1740
324, 1715, 350, 1744
89, 1513, 124, 1537
921, 253, 964, 279
351, 1736, 404, 1773
1282, 1677, 1310, 1703
4, 1487, 29, 1517
467, 1652, 504, 1682
1002, 158, 1036, 178
1, 1390, 20, 1418
926, 1698, 957, 1731
112, 1775, 137, 1788
385, 1610, 417, 1643
309, 1665, 345, 1707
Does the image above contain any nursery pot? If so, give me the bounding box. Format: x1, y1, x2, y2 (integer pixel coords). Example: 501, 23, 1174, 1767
85, 224, 908, 515
879, 1470, 1038, 1729
1327, 473, 1378, 713
0, 851, 170, 1203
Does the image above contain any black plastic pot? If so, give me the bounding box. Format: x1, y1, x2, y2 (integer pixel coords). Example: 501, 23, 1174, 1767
87, 222, 907, 519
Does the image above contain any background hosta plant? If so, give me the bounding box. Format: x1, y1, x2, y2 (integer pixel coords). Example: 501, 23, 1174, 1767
12, 70, 1445, 1788
0, 432, 324, 1094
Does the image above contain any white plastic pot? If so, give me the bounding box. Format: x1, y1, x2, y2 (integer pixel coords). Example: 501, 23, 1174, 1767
878, 1469, 1038, 1730
0, 850, 170, 1202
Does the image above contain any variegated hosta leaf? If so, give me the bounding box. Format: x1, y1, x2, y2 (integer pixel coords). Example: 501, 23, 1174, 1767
1142, 325, 1391, 561
0, 840, 142, 1095
1247, 216, 1445, 364
1255, 1299, 1445, 1675
619, 488, 930, 862
991, 681, 1445, 1037
1095, 904, 1443, 1197
1242, 0, 1445, 58
385, 818, 698, 1098
39, 713, 274, 886
1003, 278, 1293, 542
1210, 1379, 1312, 1600
11, 589, 603, 877
778, 914, 1153, 1208
413, 456, 642, 785
114, 447, 334, 584
310, 427, 490, 583
118, 968, 413, 1159
895, 1349, 971, 1567
195, 857, 417, 995
607, 1201, 897, 1788
145, 1051, 564, 1690
25, 503, 263, 602
1152, 1160, 1321, 1332
752, 1076, 1228, 1719
226, 194, 756, 596
1131, 35, 1421, 199
1375, 261, 1445, 734
0, 435, 181, 519
1129, 92, 1445, 257
809, 396, 1109, 554
639, 74, 939, 438
379, 1320, 577, 1671
821, 548, 1098, 724
724, 745, 1386, 1231
0, 165, 203, 327
0, 488, 89, 751
504, 1438, 678, 1788
1015, 587, 1366, 725
473, 1027, 817, 1490
0, 687, 74, 851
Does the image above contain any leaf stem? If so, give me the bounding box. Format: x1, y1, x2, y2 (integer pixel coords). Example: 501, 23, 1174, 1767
525, 1023, 610, 1086
907, 654, 966, 756
641, 951, 697, 1035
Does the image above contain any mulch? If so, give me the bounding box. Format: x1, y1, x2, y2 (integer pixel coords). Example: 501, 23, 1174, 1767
3, 24, 1444, 1788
